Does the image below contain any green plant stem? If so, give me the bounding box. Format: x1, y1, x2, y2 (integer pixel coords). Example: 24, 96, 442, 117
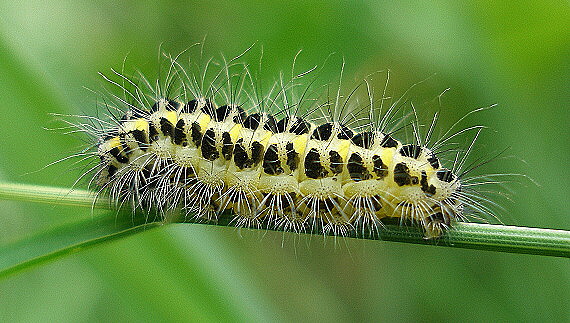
0, 182, 108, 208
1, 182, 569, 259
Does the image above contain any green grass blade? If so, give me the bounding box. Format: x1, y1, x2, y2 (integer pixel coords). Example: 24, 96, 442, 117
0, 182, 280, 321
0, 220, 160, 279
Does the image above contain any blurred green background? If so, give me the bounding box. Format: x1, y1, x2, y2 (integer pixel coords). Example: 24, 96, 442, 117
0, 0, 569, 321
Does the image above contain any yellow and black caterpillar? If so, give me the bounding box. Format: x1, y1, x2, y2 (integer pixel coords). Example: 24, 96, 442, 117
75, 51, 493, 239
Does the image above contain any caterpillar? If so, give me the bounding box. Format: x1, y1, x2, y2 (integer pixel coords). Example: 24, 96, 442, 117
66, 47, 500, 239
